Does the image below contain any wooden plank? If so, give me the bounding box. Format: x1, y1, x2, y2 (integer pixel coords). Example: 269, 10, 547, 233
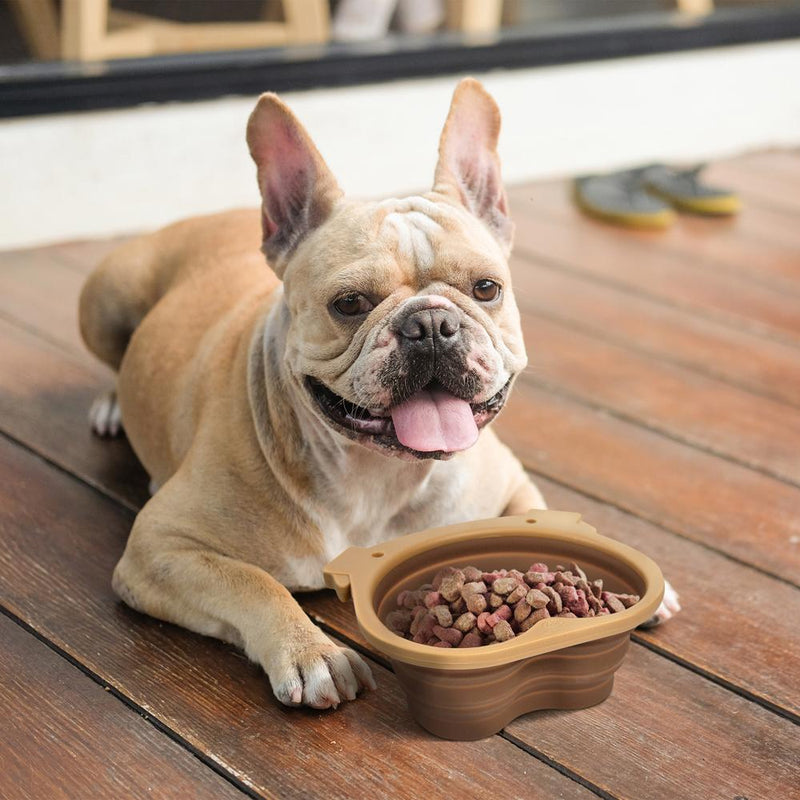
6, 295, 799, 584
0, 616, 246, 800
11, 243, 797, 481
303, 460, 800, 722
518, 474, 800, 719
495, 382, 800, 584
507, 197, 800, 345
38, 236, 131, 273
706, 157, 800, 215
518, 314, 800, 484
507, 179, 800, 295
510, 257, 800, 408
303, 595, 800, 799
0, 317, 149, 510
3, 429, 799, 800
724, 150, 800, 183
0, 436, 589, 800
6, 238, 800, 420
655, 210, 800, 282
3, 301, 800, 722
2, 245, 799, 575
0, 247, 92, 357
509, 169, 800, 256
505, 645, 800, 800
0, 206, 796, 792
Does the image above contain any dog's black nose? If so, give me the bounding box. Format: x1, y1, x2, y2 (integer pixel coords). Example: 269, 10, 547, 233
397, 308, 461, 344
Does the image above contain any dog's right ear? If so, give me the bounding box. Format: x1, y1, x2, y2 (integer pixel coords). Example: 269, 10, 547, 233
247, 93, 343, 274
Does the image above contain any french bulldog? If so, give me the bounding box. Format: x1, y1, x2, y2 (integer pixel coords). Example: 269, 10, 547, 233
79, 78, 676, 710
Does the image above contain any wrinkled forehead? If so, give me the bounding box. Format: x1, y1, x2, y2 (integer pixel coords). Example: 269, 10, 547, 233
372, 194, 504, 269
291, 193, 508, 295
376, 195, 445, 270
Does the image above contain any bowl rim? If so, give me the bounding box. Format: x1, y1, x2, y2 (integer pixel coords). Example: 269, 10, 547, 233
323, 510, 665, 670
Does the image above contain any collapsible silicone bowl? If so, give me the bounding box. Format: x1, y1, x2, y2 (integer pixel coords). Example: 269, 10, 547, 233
323, 510, 664, 740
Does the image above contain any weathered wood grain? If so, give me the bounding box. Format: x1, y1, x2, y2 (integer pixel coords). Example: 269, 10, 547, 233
0, 436, 590, 800
517, 314, 800, 483
303, 460, 800, 722
0, 247, 91, 357
305, 590, 800, 798
508, 163, 800, 291
496, 382, 800, 583
0, 317, 149, 509
508, 202, 800, 345
707, 157, 800, 216
3, 150, 800, 800
3, 256, 800, 706
0, 615, 247, 800
505, 645, 800, 800
509, 259, 800, 408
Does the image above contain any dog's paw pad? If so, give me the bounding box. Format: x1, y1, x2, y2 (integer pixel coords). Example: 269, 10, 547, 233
639, 579, 681, 629
89, 390, 123, 437
270, 640, 376, 710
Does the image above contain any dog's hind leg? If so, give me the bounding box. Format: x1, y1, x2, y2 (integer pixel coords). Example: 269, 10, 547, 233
79, 235, 165, 436
88, 388, 123, 437
79, 236, 163, 372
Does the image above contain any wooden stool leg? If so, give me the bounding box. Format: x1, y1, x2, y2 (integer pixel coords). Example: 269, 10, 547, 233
446, 0, 503, 34
676, 0, 714, 15
282, 0, 330, 44
61, 0, 109, 60
8, 0, 60, 60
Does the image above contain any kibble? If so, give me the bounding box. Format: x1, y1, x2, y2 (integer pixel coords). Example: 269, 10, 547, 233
453, 612, 477, 633
465, 592, 487, 614
486, 592, 502, 609
387, 561, 639, 648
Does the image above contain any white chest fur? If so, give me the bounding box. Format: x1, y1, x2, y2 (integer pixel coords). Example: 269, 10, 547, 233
277, 455, 474, 591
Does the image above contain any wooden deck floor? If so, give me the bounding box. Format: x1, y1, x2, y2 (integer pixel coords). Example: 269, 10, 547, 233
1, 151, 799, 799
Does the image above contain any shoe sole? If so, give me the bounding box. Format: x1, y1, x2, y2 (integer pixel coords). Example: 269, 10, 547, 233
572, 185, 676, 230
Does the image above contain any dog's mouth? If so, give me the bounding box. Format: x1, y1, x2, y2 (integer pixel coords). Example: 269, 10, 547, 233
306, 377, 511, 459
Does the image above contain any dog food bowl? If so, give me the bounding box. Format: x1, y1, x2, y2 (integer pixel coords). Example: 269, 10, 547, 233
323, 510, 664, 740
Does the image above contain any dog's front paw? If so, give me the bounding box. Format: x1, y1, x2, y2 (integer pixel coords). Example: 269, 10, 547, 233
89, 389, 123, 437
266, 633, 377, 710
638, 578, 681, 629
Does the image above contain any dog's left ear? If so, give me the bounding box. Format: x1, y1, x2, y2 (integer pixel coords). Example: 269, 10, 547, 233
433, 78, 513, 255
247, 93, 343, 274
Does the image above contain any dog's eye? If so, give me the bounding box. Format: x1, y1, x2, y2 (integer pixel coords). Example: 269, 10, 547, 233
473, 279, 501, 302
333, 293, 374, 317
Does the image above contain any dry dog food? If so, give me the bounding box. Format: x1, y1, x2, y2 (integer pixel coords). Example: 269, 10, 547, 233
385, 562, 639, 648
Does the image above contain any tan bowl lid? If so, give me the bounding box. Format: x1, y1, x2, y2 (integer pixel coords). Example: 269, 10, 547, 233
323, 510, 664, 670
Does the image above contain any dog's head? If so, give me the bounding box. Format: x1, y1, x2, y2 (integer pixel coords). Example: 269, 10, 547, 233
247, 79, 526, 460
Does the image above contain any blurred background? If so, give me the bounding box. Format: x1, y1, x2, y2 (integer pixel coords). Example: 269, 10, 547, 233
1, 0, 799, 246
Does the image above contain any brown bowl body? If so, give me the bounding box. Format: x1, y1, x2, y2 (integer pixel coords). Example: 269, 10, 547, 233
392, 633, 629, 739
324, 511, 663, 740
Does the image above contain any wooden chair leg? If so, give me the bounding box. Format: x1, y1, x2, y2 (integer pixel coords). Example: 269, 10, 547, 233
676, 0, 714, 15
446, 0, 503, 34
61, 0, 109, 60
282, 0, 330, 44
7, 0, 60, 60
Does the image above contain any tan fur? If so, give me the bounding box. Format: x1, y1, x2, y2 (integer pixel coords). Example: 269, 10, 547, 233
79, 79, 546, 709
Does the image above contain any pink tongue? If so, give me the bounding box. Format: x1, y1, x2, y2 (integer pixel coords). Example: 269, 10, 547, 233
390, 388, 479, 453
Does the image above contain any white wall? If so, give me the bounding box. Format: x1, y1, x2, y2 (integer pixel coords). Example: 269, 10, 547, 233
1, 39, 799, 248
